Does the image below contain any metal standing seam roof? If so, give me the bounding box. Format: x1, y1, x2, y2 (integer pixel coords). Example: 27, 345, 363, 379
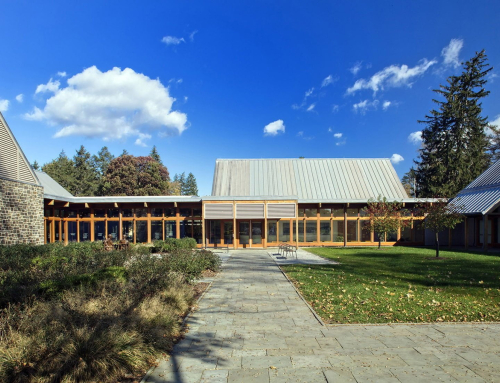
211, 158, 409, 200
35, 171, 74, 198
450, 160, 500, 215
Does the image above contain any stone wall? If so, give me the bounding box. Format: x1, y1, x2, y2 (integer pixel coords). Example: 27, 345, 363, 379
0, 177, 44, 245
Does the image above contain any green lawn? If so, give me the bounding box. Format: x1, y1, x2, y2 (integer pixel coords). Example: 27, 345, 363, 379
281, 247, 500, 324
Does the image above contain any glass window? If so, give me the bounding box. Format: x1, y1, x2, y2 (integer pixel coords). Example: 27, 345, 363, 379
79, 221, 90, 241
165, 208, 176, 217
333, 221, 344, 242
54, 209, 61, 218
180, 221, 189, 238
333, 208, 344, 218
224, 222, 233, 245
79, 209, 91, 218
239, 222, 250, 245
320, 208, 331, 217
293, 221, 305, 242
108, 221, 119, 240
122, 221, 134, 242
165, 221, 176, 238
359, 208, 368, 217
347, 221, 358, 242
45, 220, 51, 243
151, 221, 163, 241
61, 221, 66, 242
320, 221, 331, 242
413, 221, 424, 242
400, 225, 411, 242
347, 208, 358, 217
136, 221, 148, 243
107, 209, 119, 218
67, 210, 77, 218
135, 208, 147, 218
180, 208, 191, 217
68, 222, 77, 242
298, 208, 305, 217
151, 208, 163, 217
306, 221, 317, 242
193, 208, 202, 217
94, 221, 105, 241
122, 209, 133, 218
267, 220, 277, 243
252, 222, 262, 245
279, 221, 290, 242
193, 220, 202, 244
387, 231, 398, 242
94, 209, 106, 218
44, 209, 52, 217
209, 220, 221, 244
360, 220, 371, 242
305, 208, 317, 218
54, 221, 60, 241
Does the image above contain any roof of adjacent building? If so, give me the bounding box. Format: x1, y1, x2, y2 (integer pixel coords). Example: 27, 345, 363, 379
0, 112, 40, 186
36, 171, 74, 198
451, 160, 500, 215
211, 158, 409, 201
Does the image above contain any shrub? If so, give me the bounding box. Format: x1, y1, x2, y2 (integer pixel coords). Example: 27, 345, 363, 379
152, 238, 197, 253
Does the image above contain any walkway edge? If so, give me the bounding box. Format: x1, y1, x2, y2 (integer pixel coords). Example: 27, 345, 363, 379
274, 261, 326, 327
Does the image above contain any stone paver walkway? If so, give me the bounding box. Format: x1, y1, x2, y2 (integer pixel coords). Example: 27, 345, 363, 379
145, 250, 500, 383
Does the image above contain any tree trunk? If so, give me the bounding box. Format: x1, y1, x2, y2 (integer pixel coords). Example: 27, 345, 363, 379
378, 237, 381, 249
435, 232, 440, 258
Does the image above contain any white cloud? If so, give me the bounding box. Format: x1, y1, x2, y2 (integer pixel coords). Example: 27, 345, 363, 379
306, 103, 315, 112
305, 88, 314, 97
35, 78, 60, 94
162, 36, 185, 45
24, 66, 188, 141
333, 133, 342, 138
189, 30, 198, 42
408, 131, 422, 145
0, 99, 9, 112
350, 62, 362, 75
321, 75, 336, 87
347, 59, 437, 95
382, 101, 392, 110
16, 94, 24, 103
134, 133, 152, 147
297, 131, 303, 137
332, 104, 339, 113
264, 119, 285, 136
57, 71, 67, 77
353, 99, 379, 114
487, 115, 500, 136
441, 39, 463, 68
390, 154, 404, 164
328, 127, 333, 132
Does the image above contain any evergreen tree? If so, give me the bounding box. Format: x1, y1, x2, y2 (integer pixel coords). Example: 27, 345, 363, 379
31, 160, 40, 170
42, 150, 76, 193
401, 168, 417, 197
121, 149, 129, 156
489, 125, 500, 163
92, 147, 115, 196
72, 145, 98, 196
184, 172, 199, 196
415, 50, 493, 197
149, 145, 163, 165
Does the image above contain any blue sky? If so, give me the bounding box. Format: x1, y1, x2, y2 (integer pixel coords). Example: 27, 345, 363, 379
1, 1, 499, 196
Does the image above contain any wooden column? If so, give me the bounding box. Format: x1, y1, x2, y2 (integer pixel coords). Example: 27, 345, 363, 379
344, 204, 348, 247
90, 209, 95, 242
296, 202, 299, 249
201, 202, 206, 248
64, 220, 68, 245
118, 211, 123, 240
233, 202, 236, 249
264, 201, 267, 249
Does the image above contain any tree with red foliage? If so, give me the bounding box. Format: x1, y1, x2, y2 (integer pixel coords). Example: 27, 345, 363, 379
362, 196, 409, 249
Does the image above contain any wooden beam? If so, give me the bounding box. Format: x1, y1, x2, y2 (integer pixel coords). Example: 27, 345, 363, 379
174, 202, 178, 208
144, 202, 148, 208
63, 202, 70, 208
319, 202, 322, 208
48, 200, 54, 206
85, 203, 90, 208
114, 202, 119, 208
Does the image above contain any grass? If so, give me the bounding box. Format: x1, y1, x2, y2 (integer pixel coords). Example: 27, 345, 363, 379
281, 247, 500, 324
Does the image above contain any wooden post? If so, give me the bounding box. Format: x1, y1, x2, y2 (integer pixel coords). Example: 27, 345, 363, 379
296, 202, 299, 249
344, 204, 348, 247
202, 202, 206, 249
64, 220, 68, 245
147, 207, 151, 244
90, 209, 95, 242
119, 210, 123, 240
264, 201, 268, 249
233, 202, 237, 249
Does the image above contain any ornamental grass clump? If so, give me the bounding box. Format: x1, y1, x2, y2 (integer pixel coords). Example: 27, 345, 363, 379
0, 241, 218, 382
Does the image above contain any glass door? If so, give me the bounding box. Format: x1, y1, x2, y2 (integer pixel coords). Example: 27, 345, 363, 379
239, 221, 250, 247
208, 220, 221, 245
251, 221, 263, 245
224, 222, 233, 245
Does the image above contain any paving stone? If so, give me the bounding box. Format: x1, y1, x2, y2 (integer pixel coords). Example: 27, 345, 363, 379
390, 366, 458, 382
269, 367, 327, 382
440, 365, 487, 382
323, 367, 357, 382
201, 369, 229, 382
241, 356, 292, 369
351, 366, 400, 383
228, 368, 269, 383
217, 357, 242, 370
291, 355, 331, 368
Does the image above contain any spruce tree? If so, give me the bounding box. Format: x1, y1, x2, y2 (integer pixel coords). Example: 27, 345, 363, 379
31, 160, 40, 170
415, 50, 492, 197
149, 145, 163, 165
184, 173, 199, 196
73, 145, 98, 196
92, 146, 115, 196
42, 150, 76, 193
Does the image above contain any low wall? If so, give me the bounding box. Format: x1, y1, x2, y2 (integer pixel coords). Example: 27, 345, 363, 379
0, 177, 44, 245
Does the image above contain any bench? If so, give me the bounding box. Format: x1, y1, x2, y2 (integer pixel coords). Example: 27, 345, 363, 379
278, 243, 297, 259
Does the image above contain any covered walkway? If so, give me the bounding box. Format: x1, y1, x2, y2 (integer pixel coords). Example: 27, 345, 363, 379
145, 250, 500, 382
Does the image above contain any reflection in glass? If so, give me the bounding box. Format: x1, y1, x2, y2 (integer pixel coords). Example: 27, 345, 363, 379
45, 220, 51, 243
305, 208, 317, 218
165, 221, 176, 238
151, 221, 162, 241
320, 221, 331, 242
108, 221, 119, 240
320, 208, 332, 217
165, 208, 176, 217
94, 221, 105, 241
68, 222, 77, 242
193, 208, 202, 217
267, 220, 277, 242
347, 221, 358, 242
193, 220, 202, 244
179, 221, 188, 238
151, 208, 163, 217
136, 221, 148, 242
239, 222, 250, 245
400, 225, 411, 242
224, 222, 233, 245
413, 221, 424, 242
360, 220, 371, 242
122, 221, 134, 242
279, 221, 290, 242
180, 208, 191, 217
347, 208, 358, 217
306, 221, 317, 242
135, 208, 147, 218
79, 221, 90, 242
55, 221, 60, 242
122, 209, 133, 218
94, 209, 106, 218
252, 221, 262, 245
333, 221, 344, 242
79, 209, 91, 218
209, 220, 221, 244
107, 209, 119, 218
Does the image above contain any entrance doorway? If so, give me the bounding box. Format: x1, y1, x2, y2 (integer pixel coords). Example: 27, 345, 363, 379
206, 220, 233, 247
237, 220, 264, 248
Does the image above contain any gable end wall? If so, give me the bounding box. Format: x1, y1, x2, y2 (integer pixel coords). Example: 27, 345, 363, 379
0, 177, 44, 245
